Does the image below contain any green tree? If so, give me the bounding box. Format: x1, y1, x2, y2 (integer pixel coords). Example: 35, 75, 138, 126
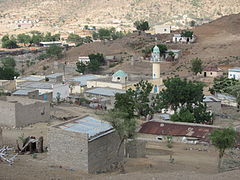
115, 80, 154, 119
170, 108, 195, 123
1, 57, 16, 68
133, 80, 153, 118
209, 77, 238, 94
181, 30, 193, 37
190, 20, 196, 27
210, 128, 237, 171
191, 57, 203, 75
88, 53, 104, 65
87, 58, 100, 73
104, 109, 137, 155
17, 34, 31, 45
76, 61, 86, 74
98, 28, 111, 40
46, 45, 63, 58
0, 66, 19, 80
134, 20, 150, 31
159, 77, 204, 111
225, 83, 240, 109
2, 35, 18, 49
67, 33, 83, 44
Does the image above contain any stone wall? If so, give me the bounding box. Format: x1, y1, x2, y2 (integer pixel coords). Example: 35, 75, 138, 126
126, 140, 146, 158
0, 101, 16, 127
48, 127, 89, 172
88, 131, 124, 173
15, 101, 50, 127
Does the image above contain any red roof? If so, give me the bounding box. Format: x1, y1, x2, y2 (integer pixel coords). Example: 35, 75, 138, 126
139, 121, 219, 140
203, 67, 222, 72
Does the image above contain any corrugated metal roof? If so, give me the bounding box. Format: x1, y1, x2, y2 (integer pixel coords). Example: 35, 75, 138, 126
18, 82, 53, 89
139, 121, 219, 140
46, 73, 63, 79
57, 116, 114, 141
203, 96, 221, 102
85, 87, 126, 97
69, 75, 101, 86
12, 89, 36, 96
20, 76, 45, 81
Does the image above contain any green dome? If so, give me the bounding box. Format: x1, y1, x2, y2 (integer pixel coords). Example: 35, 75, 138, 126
153, 45, 160, 53
112, 70, 128, 77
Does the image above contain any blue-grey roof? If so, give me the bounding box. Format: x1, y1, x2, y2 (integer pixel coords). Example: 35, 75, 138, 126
112, 70, 128, 77
18, 82, 53, 89
203, 96, 221, 102
58, 116, 114, 141
46, 73, 63, 79
12, 89, 36, 96
69, 75, 100, 86
216, 93, 236, 101
85, 87, 126, 97
20, 76, 45, 81
228, 68, 240, 72
159, 114, 170, 120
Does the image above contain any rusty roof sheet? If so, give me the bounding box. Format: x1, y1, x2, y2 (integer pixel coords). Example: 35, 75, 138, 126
139, 121, 219, 139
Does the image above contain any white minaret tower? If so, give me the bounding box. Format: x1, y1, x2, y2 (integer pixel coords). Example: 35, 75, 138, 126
151, 45, 162, 79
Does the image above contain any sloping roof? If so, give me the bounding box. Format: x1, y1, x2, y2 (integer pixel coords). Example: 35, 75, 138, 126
20, 76, 45, 82
12, 89, 36, 96
18, 82, 53, 89
203, 96, 221, 102
112, 70, 128, 77
139, 121, 219, 140
55, 116, 114, 141
228, 68, 240, 72
46, 73, 63, 79
85, 87, 126, 97
69, 75, 101, 86
204, 67, 222, 72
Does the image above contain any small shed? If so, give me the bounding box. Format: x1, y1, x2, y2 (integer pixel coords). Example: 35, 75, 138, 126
228, 68, 240, 80
48, 115, 123, 173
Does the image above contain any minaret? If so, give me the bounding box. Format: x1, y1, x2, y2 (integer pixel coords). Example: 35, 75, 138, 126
151, 45, 161, 79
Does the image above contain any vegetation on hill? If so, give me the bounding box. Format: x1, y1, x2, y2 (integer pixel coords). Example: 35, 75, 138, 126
0, 57, 19, 80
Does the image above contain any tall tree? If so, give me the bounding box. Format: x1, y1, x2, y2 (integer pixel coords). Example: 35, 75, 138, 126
210, 128, 237, 171
191, 57, 203, 75
17, 34, 31, 45
104, 109, 136, 155
46, 45, 63, 58
1, 57, 16, 69
76, 61, 86, 74
134, 20, 150, 31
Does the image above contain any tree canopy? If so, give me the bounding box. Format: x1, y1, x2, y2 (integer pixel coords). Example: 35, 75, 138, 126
1, 35, 18, 49
210, 128, 237, 171
209, 77, 239, 94
76, 61, 86, 74
0, 57, 19, 80
157, 77, 212, 124
46, 45, 63, 58
181, 30, 193, 37
191, 57, 203, 75
134, 20, 150, 31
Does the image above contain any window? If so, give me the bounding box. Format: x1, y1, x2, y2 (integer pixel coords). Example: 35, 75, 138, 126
117, 77, 120, 80
210, 72, 212, 75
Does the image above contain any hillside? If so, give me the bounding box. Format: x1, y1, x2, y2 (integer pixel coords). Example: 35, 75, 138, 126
0, 0, 240, 34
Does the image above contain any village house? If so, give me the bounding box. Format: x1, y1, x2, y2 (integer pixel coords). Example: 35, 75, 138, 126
67, 74, 105, 94
48, 115, 123, 173
165, 49, 181, 61
228, 68, 240, 80
203, 95, 222, 115
154, 25, 171, 34
84, 87, 126, 109
12, 89, 53, 101
138, 120, 219, 144
78, 56, 90, 64
172, 34, 196, 43
39, 41, 62, 47
0, 96, 50, 127
17, 81, 69, 100
198, 67, 223, 78
45, 73, 64, 83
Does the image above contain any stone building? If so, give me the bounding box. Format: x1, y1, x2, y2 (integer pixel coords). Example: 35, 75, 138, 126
198, 67, 223, 78
48, 115, 123, 173
0, 96, 50, 127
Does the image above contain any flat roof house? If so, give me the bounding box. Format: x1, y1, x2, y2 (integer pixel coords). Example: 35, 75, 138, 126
48, 115, 123, 173
0, 96, 50, 127
228, 68, 240, 80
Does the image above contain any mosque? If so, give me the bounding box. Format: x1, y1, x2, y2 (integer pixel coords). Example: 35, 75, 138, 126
86, 45, 165, 93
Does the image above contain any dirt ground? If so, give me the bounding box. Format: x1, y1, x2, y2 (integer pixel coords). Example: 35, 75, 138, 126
1, 104, 240, 180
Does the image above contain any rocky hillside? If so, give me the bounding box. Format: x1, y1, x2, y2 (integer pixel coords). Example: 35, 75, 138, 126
0, 0, 240, 33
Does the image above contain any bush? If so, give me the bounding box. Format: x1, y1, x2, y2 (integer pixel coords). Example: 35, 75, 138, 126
38, 53, 50, 60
